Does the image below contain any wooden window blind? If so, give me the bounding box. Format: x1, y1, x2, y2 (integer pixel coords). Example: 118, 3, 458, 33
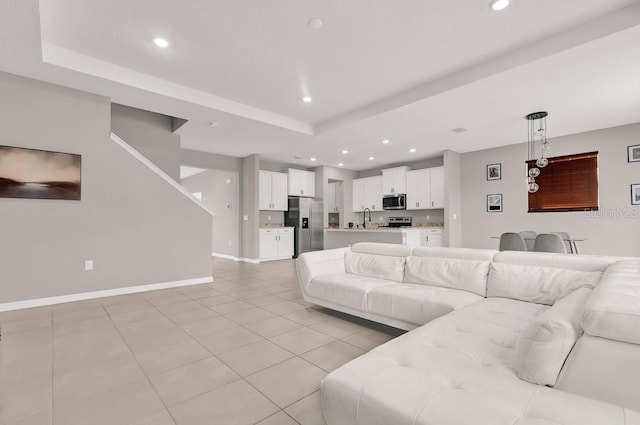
527, 151, 599, 213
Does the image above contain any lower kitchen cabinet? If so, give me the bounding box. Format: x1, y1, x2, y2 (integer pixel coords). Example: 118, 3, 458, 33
259, 228, 294, 260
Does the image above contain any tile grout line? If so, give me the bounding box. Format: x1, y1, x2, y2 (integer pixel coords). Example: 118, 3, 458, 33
101, 300, 180, 425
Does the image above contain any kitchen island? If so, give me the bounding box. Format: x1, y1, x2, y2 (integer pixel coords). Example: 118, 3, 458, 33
324, 227, 443, 249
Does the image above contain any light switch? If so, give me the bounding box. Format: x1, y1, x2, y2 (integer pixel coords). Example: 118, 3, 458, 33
84, 260, 94, 271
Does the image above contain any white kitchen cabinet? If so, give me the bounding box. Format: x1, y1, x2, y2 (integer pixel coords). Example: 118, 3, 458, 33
406, 166, 444, 210
259, 170, 288, 211
352, 176, 383, 212
430, 166, 445, 208
365, 176, 383, 211
406, 169, 430, 210
327, 182, 341, 213
425, 228, 443, 247
288, 168, 315, 197
382, 166, 409, 195
352, 178, 366, 212
259, 228, 294, 260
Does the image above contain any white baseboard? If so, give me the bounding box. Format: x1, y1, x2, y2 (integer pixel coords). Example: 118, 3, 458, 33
259, 256, 293, 262
212, 252, 261, 264
0, 276, 213, 312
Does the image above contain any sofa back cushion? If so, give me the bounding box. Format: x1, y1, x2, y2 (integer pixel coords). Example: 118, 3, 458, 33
403, 257, 490, 296
350, 242, 413, 257
493, 251, 620, 272
515, 287, 592, 386
487, 262, 602, 305
583, 260, 640, 344
411, 246, 497, 262
345, 251, 405, 282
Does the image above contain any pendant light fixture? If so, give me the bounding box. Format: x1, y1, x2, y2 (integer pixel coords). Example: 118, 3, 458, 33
525, 111, 550, 193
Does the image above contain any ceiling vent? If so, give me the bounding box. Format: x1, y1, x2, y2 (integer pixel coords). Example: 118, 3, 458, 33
452, 127, 468, 133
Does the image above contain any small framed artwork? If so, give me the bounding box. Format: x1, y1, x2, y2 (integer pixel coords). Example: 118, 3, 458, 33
487, 163, 501, 181
631, 184, 640, 205
628, 145, 640, 163
487, 193, 503, 212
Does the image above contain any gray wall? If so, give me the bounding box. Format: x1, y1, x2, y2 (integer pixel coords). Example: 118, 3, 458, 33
461, 123, 640, 256
443, 150, 462, 247
241, 155, 260, 260
111, 104, 181, 181
0, 72, 212, 303
182, 169, 240, 257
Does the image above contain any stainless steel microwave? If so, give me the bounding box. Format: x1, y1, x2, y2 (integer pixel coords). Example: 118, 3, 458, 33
382, 194, 406, 210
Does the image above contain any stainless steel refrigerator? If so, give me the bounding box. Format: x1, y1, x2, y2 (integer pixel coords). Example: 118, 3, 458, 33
285, 197, 323, 258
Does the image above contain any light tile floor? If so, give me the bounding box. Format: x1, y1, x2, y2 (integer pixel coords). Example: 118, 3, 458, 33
0, 258, 404, 425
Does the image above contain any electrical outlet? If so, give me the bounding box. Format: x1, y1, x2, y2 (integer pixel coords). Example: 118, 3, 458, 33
229, 240, 232, 246
267, 215, 271, 221
379, 216, 383, 221
84, 260, 94, 271
243, 215, 249, 221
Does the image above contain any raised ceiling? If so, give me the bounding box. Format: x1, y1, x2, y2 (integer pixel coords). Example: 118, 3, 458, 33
2, 0, 640, 169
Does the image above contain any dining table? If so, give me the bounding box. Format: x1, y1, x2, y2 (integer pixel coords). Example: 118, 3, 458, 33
490, 236, 586, 254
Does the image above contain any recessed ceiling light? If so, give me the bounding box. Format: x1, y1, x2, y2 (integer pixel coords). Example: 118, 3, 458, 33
489, 0, 510, 11
369, 156, 375, 161
338, 163, 344, 167
302, 96, 313, 103
310, 157, 317, 162
308, 18, 323, 29
341, 150, 349, 155
382, 139, 390, 144
452, 127, 468, 133
153, 37, 169, 48
409, 148, 417, 153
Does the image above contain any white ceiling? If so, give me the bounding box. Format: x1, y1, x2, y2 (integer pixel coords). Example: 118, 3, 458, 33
1, 0, 640, 170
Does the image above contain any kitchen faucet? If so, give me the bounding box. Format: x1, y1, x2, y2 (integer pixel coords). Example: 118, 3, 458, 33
363, 208, 371, 228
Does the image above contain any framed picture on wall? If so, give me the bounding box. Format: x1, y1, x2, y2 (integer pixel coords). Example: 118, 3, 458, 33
628, 145, 640, 163
631, 184, 640, 205
0, 145, 81, 200
487, 193, 503, 212
486, 163, 501, 181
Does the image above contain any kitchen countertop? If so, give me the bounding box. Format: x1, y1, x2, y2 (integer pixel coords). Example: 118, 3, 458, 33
325, 227, 442, 232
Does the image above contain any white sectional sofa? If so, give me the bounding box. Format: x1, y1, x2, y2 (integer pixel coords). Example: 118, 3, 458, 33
296, 242, 640, 425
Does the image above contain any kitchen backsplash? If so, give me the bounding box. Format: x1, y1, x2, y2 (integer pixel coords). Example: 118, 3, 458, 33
259, 211, 284, 227
349, 209, 445, 227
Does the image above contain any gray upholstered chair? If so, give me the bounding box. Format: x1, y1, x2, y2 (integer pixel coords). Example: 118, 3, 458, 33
552, 232, 573, 254
499, 232, 528, 252
533, 233, 568, 254
519, 231, 537, 251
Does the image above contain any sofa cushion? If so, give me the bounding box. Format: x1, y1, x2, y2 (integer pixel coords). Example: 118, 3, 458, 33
487, 263, 602, 305
307, 273, 397, 311
367, 283, 483, 326
411, 246, 497, 262
515, 287, 592, 386
345, 251, 405, 282
583, 260, 640, 344
351, 242, 413, 257
404, 256, 490, 296
492, 251, 620, 272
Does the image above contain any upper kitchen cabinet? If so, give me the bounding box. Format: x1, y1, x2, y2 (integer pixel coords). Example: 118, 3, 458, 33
429, 166, 445, 208
259, 170, 288, 211
352, 176, 383, 212
406, 166, 444, 210
327, 181, 342, 213
288, 168, 315, 197
382, 166, 409, 195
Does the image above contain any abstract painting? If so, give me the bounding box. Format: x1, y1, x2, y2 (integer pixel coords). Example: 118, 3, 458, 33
0, 145, 81, 200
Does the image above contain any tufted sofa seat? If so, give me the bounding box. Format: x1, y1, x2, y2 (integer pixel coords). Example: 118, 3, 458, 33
296, 243, 640, 424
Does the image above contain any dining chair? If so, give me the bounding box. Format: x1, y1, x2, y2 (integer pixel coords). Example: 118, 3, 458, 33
552, 232, 574, 254
533, 233, 568, 254
499, 232, 528, 252
519, 231, 537, 251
